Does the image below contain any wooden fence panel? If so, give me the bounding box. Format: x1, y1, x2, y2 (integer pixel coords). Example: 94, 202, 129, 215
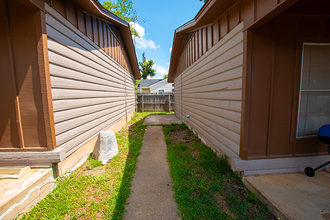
136, 93, 174, 112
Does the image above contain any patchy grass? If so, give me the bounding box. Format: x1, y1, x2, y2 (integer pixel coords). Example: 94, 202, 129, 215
20, 112, 171, 220
163, 123, 275, 220
87, 154, 103, 170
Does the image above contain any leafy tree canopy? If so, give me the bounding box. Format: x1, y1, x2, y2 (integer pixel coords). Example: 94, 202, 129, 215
140, 60, 156, 79
163, 74, 168, 79
139, 52, 156, 79
102, 0, 139, 37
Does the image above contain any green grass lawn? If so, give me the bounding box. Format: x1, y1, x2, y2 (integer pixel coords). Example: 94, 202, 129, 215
163, 123, 275, 220
20, 112, 273, 220
19, 112, 169, 220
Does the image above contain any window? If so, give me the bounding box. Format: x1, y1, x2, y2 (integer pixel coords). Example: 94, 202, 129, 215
158, 90, 164, 94
297, 44, 330, 138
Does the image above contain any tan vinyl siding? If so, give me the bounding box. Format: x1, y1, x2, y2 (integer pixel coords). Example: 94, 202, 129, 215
174, 22, 243, 157
49, 0, 132, 73
45, 4, 135, 157
174, 76, 182, 119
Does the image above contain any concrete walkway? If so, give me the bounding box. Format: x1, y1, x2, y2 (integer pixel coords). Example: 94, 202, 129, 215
143, 115, 182, 126
125, 114, 330, 220
124, 115, 181, 219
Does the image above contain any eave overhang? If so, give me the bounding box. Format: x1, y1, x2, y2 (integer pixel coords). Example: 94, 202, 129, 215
168, 0, 236, 82
168, 0, 299, 83
71, 0, 141, 79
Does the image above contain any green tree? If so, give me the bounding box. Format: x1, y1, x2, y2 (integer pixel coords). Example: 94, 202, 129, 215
200, 0, 208, 3
163, 74, 168, 79
102, 0, 139, 37
139, 53, 156, 79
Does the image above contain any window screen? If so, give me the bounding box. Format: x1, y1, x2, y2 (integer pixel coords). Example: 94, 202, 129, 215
297, 44, 330, 137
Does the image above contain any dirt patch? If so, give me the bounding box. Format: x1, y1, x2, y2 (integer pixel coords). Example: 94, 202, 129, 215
83, 169, 106, 176
214, 194, 237, 219
169, 129, 200, 158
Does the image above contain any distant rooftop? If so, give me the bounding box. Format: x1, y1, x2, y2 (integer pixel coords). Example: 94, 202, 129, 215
138, 79, 165, 87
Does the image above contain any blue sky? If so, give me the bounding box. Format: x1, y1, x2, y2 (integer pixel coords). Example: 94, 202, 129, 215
99, 0, 204, 79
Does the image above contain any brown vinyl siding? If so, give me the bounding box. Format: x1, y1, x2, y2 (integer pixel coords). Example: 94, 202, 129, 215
243, 12, 330, 159
174, 23, 244, 157
46, 4, 135, 157
0, 0, 53, 151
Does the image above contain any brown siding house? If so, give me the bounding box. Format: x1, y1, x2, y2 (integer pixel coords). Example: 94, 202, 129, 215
0, 0, 139, 171
169, 0, 330, 175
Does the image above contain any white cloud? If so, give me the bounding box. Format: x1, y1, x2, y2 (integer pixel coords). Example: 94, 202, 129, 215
136, 38, 159, 50
154, 64, 168, 77
130, 22, 160, 50
132, 22, 145, 38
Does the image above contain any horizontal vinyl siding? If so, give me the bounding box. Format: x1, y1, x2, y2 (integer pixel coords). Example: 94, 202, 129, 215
175, 22, 243, 157
174, 76, 182, 119
46, 5, 135, 157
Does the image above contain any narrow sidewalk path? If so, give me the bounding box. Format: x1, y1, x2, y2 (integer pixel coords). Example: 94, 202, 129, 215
124, 124, 180, 219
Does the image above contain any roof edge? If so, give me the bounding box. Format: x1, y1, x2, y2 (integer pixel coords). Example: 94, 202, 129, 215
70, 0, 140, 79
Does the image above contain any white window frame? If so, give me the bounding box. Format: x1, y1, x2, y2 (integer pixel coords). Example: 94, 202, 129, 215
296, 43, 330, 138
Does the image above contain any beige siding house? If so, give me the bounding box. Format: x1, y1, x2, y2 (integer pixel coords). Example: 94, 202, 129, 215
46, 4, 137, 161
169, 0, 330, 175
0, 0, 139, 218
